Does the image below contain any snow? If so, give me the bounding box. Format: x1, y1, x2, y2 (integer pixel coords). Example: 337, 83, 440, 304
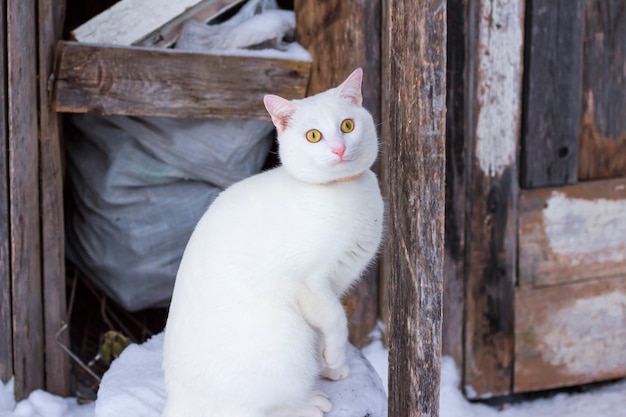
1, 334, 626, 417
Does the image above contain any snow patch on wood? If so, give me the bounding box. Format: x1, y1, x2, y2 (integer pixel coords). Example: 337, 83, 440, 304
474, 0, 523, 177
540, 291, 626, 376
543, 192, 626, 264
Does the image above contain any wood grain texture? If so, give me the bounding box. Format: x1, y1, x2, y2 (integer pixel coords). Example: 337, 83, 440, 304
0, 0, 14, 386
136, 0, 244, 47
463, 0, 523, 398
515, 276, 626, 393
70, 0, 238, 45
7, 0, 45, 399
382, 0, 446, 414
519, 177, 626, 288
521, 0, 584, 188
295, 0, 381, 348
443, 0, 466, 367
578, 0, 626, 181
38, 0, 71, 396
53, 41, 311, 120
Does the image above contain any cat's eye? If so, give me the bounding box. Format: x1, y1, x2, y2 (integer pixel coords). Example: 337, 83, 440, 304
306, 129, 323, 143
340, 119, 355, 133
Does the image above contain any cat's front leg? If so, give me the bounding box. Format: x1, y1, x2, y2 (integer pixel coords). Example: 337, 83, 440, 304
296, 281, 350, 380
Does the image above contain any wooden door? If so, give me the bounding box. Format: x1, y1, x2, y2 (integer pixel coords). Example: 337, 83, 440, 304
448, 0, 626, 398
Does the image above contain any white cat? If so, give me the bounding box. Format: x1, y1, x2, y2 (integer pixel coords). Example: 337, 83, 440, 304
162, 68, 384, 417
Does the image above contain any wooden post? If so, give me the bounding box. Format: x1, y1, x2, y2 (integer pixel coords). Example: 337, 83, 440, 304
38, 0, 71, 396
382, 0, 446, 415
443, 0, 467, 367
7, 0, 45, 399
295, 0, 382, 348
463, 0, 524, 398
0, 0, 13, 386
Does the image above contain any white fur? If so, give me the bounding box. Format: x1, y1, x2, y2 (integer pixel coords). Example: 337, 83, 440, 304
162, 69, 384, 417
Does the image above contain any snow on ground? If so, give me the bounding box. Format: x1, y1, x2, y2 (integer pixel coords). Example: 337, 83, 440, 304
1, 332, 625, 417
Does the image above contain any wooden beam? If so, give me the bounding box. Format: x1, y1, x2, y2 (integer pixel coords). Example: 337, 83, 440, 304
7, 0, 45, 399
382, 0, 446, 415
519, 177, 626, 288
0, 0, 14, 387
515, 276, 626, 393
443, 0, 467, 367
463, 0, 524, 398
294, 0, 381, 348
520, 0, 584, 188
38, 0, 71, 396
578, 0, 626, 181
53, 41, 311, 120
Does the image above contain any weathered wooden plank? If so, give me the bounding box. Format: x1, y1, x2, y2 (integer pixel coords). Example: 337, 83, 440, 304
463, 0, 523, 398
7, 0, 45, 400
136, 0, 244, 47
53, 41, 311, 120
71, 0, 242, 46
38, 0, 71, 396
382, 0, 446, 415
515, 276, 626, 393
295, 0, 381, 348
578, 0, 626, 181
520, 0, 584, 188
0, 0, 14, 387
442, 0, 466, 367
519, 177, 626, 288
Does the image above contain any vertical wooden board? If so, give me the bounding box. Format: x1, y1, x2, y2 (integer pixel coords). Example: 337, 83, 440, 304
518, 177, 626, 288
0, 0, 14, 385
443, 0, 466, 367
520, 0, 584, 189
7, 0, 45, 399
382, 0, 446, 415
295, 0, 382, 348
463, 0, 523, 398
38, 0, 71, 396
578, 0, 626, 181
515, 276, 626, 393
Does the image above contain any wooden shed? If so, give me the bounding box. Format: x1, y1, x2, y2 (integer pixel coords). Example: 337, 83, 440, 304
444, 0, 626, 399
2, 0, 623, 413
1, 0, 445, 415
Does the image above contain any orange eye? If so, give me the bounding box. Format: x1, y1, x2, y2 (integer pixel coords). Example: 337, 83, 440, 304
340, 119, 355, 133
306, 129, 323, 143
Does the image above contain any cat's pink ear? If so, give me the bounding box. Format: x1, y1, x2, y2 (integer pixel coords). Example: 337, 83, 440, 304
337, 68, 363, 106
263, 94, 298, 132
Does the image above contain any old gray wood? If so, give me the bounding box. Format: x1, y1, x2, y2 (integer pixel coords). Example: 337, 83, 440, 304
7, 0, 45, 399
521, 0, 584, 188
38, 0, 71, 396
53, 41, 311, 120
0, 0, 14, 387
382, 0, 446, 415
463, 0, 523, 398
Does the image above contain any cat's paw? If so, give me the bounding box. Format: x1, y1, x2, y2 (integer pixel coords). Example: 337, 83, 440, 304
321, 363, 350, 381
322, 345, 346, 370
269, 391, 332, 417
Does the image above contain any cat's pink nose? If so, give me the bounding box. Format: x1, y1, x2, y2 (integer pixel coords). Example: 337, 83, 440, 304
332, 145, 346, 158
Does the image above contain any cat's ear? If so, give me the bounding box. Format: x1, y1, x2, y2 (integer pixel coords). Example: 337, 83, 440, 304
337, 68, 363, 106
263, 94, 298, 132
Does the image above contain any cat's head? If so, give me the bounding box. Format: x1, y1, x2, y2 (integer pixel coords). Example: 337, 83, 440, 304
263, 68, 378, 184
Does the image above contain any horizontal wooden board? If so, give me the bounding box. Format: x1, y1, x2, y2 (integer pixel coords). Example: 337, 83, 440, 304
71, 0, 241, 46
53, 41, 311, 120
518, 177, 626, 288
515, 276, 626, 393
